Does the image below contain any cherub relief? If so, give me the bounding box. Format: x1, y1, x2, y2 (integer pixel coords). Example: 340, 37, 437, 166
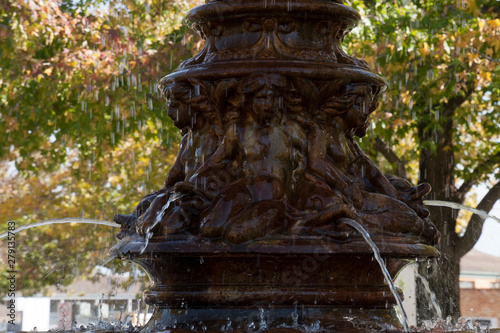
115, 74, 438, 245
287, 81, 438, 244
191, 73, 307, 243
280, 80, 358, 238
114, 80, 222, 238
320, 83, 439, 244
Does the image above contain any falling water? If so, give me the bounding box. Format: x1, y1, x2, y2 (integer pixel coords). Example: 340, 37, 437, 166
415, 270, 443, 321
0, 218, 119, 239
424, 200, 500, 224
339, 218, 410, 332
0, 216, 127, 271
139, 192, 175, 254
259, 308, 267, 330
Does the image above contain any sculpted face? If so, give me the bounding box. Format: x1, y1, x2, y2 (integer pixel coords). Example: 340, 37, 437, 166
252, 86, 276, 122
284, 86, 303, 113
167, 96, 191, 130
342, 84, 374, 137
167, 85, 192, 130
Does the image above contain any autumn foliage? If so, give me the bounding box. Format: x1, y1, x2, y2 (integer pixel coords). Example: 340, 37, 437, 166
0, 0, 200, 293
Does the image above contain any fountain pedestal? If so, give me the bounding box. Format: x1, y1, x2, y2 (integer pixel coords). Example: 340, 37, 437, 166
114, 236, 438, 332
112, 0, 440, 331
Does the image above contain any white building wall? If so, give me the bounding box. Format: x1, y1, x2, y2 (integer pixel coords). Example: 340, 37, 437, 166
17, 297, 51, 332
395, 263, 417, 327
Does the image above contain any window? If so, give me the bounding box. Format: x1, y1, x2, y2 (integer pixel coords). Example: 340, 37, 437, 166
459, 280, 475, 289
490, 281, 500, 289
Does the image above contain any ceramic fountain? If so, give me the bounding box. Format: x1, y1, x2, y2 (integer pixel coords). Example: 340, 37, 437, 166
111, 1, 440, 331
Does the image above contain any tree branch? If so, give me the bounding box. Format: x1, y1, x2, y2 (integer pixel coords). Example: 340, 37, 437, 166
457, 181, 500, 258
481, 1, 500, 17
442, 79, 475, 117
146, 93, 164, 103
373, 137, 408, 179
457, 151, 500, 202
472, 48, 500, 63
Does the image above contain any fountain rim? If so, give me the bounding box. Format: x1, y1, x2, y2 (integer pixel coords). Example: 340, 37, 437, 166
111, 235, 438, 258
163, 61, 387, 88
185, 0, 362, 27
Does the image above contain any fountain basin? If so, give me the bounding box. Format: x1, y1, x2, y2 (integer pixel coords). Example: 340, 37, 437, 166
112, 236, 438, 332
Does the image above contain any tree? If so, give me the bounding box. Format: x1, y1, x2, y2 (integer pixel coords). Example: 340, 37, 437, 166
0, 0, 200, 294
0, 0, 199, 172
345, 0, 500, 322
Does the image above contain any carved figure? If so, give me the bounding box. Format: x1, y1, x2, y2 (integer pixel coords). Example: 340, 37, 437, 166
114, 80, 222, 238
116, 76, 438, 245
285, 81, 359, 238
287, 82, 438, 244
334, 84, 438, 243
192, 73, 307, 243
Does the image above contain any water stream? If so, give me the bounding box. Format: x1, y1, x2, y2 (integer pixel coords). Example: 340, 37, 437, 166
424, 200, 500, 224
0, 218, 119, 239
339, 218, 410, 332
415, 269, 443, 322
4, 201, 495, 241
3, 216, 412, 332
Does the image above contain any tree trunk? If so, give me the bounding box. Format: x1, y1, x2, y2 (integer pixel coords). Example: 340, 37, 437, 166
416, 106, 462, 322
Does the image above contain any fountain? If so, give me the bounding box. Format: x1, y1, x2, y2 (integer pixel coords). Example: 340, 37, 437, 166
111, 0, 440, 332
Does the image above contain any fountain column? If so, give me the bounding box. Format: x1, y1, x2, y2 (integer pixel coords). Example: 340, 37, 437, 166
112, 1, 440, 332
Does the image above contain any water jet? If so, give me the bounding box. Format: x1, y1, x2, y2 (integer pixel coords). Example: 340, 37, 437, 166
111, 1, 440, 331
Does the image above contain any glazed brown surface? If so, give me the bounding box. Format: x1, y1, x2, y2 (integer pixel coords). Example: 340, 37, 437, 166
112, 1, 440, 331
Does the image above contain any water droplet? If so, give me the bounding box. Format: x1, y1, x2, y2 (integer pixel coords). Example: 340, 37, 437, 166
291, 311, 299, 326
259, 308, 267, 329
